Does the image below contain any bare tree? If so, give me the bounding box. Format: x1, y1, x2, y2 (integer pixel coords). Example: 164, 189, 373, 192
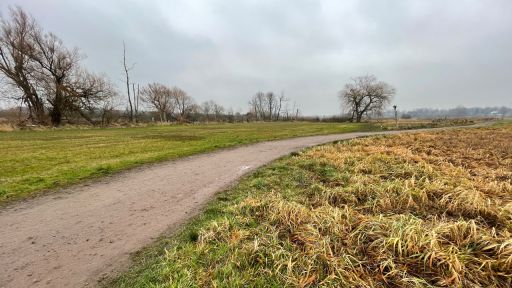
339, 75, 395, 122
281, 101, 290, 120
249, 92, 265, 120
200, 100, 214, 122
122, 41, 134, 123
29, 29, 81, 125
275, 92, 288, 120
249, 91, 288, 121
226, 107, 235, 123
0, 7, 46, 124
170, 87, 194, 122
67, 70, 117, 124
291, 101, 300, 120
140, 83, 173, 122
249, 91, 273, 120
0, 7, 115, 126
29, 24, 113, 125
201, 100, 225, 122
212, 102, 225, 121
98, 89, 119, 126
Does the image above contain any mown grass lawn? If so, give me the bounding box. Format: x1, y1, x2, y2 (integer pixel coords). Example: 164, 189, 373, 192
0, 122, 374, 204
110, 124, 511, 287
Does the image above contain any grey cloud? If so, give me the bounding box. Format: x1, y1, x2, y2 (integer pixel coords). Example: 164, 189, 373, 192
1, 0, 511, 115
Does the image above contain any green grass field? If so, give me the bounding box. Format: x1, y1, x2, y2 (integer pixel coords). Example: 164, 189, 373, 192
109, 125, 511, 287
0, 122, 374, 204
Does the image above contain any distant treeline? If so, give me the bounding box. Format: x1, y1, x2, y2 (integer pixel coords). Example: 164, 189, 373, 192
395, 106, 511, 119
0, 105, 302, 126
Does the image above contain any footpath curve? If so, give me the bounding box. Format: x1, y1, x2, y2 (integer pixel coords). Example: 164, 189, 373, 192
0, 125, 484, 287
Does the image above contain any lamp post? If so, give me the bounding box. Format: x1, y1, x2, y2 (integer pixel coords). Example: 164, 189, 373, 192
393, 105, 398, 128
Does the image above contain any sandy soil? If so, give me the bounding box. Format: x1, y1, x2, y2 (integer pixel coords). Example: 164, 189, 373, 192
0, 128, 478, 287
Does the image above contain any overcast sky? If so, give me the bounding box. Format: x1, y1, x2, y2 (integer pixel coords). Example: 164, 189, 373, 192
1, 0, 511, 115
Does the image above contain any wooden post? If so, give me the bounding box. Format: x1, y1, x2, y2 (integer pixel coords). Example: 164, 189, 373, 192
393, 105, 398, 128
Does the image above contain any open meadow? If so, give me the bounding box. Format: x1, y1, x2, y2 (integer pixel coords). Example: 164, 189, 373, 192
0, 122, 374, 204
1, 2, 511, 287
111, 124, 512, 287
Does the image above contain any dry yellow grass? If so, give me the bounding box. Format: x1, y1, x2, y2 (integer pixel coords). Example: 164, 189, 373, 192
113, 125, 512, 288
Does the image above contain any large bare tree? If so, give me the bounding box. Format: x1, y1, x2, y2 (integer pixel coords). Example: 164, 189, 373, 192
0, 6, 115, 126
339, 75, 395, 122
0, 7, 46, 124
29, 30, 81, 125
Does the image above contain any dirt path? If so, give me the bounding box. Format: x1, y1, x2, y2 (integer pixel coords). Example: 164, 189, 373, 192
0, 127, 482, 287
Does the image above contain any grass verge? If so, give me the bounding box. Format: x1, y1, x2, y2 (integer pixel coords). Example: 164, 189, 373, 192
110, 124, 511, 287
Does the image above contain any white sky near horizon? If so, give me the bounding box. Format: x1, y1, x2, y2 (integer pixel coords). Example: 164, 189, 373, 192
1, 0, 512, 115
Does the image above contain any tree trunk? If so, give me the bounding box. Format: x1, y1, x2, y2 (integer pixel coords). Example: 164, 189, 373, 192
126, 76, 133, 122
132, 83, 138, 123
50, 107, 62, 126
21, 84, 47, 125
356, 113, 363, 123
29, 98, 47, 125
50, 84, 64, 126
123, 42, 134, 123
